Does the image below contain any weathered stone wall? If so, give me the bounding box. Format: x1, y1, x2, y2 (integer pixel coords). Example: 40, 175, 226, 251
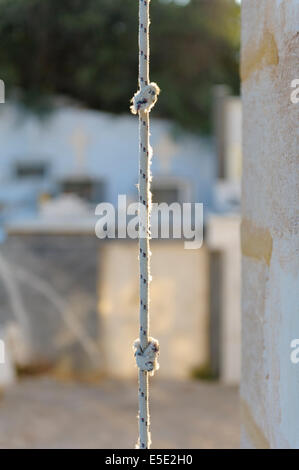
241, 0, 299, 448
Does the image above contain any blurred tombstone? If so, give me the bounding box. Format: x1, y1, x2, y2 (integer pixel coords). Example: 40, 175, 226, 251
1, 196, 104, 380
99, 240, 210, 379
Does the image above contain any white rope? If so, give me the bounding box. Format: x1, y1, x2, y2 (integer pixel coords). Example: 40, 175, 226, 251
130, 0, 160, 450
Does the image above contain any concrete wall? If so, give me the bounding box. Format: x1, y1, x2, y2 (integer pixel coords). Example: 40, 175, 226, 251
241, 0, 299, 448
99, 241, 210, 379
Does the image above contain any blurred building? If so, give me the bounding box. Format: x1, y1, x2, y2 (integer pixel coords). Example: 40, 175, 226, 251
0, 94, 242, 385
0, 100, 214, 227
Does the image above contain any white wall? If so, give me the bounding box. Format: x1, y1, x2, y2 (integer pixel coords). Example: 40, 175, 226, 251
99, 241, 210, 379
0, 104, 215, 208
241, 0, 299, 448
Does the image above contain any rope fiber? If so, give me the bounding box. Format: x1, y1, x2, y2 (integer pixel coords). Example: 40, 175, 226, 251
130, 0, 160, 449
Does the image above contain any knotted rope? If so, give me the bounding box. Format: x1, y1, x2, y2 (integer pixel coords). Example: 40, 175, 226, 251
130, 83, 160, 115
130, 0, 160, 449
134, 337, 160, 375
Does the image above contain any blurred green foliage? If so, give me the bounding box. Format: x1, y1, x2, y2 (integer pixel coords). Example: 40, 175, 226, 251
0, 0, 240, 132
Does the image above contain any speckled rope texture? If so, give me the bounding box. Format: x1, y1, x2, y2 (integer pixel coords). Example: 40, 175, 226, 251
130, 0, 160, 450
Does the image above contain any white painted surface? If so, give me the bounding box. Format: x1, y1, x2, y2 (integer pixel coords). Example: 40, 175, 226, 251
99, 241, 210, 379
0, 103, 215, 209
241, 0, 299, 449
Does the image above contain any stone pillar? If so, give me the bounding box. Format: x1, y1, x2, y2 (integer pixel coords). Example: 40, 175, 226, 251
208, 215, 241, 384
241, 0, 299, 448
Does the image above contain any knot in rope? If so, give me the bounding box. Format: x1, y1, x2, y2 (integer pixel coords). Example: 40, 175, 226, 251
130, 82, 160, 115
133, 337, 160, 375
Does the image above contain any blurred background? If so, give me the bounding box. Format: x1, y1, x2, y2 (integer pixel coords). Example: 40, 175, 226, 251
0, 0, 241, 448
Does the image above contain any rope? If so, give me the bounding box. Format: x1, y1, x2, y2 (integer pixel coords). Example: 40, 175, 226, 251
130, 0, 160, 450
